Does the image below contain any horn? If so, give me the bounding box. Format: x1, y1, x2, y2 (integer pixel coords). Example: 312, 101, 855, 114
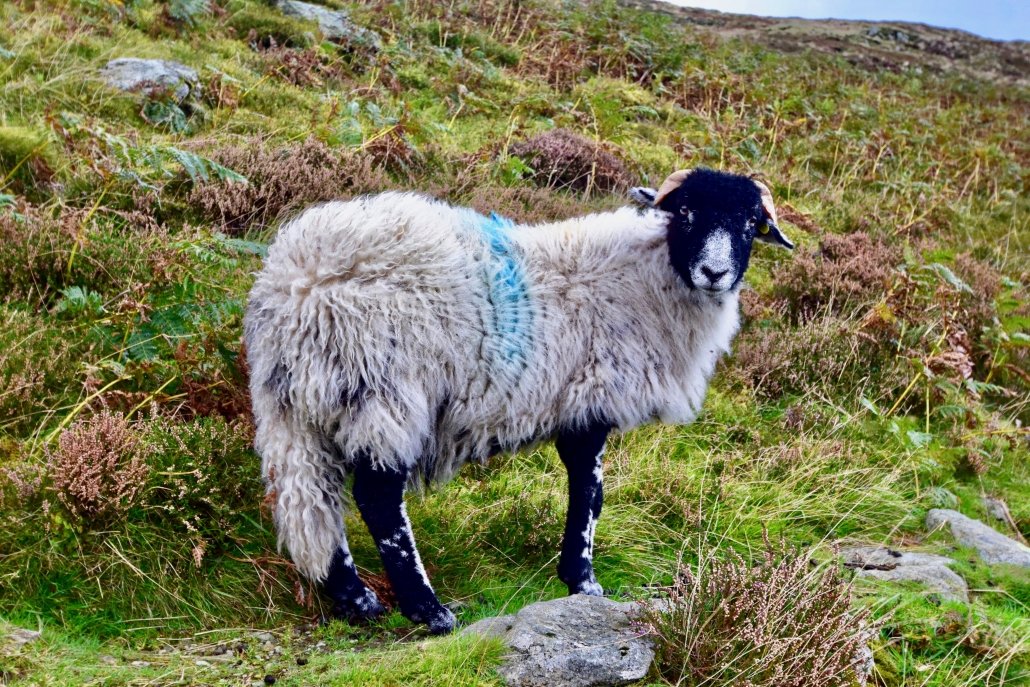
753, 179, 778, 225
653, 169, 695, 206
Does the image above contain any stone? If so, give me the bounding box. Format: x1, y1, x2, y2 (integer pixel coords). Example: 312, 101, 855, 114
983, 496, 1009, 523
980, 497, 1029, 545
99, 58, 199, 102
927, 509, 1030, 567
274, 1, 381, 48
841, 546, 969, 603
463, 594, 653, 687
3, 626, 41, 650
854, 641, 875, 687
463, 614, 516, 639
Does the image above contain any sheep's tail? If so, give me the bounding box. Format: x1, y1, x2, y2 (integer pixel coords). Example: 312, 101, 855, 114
255, 409, 346, 582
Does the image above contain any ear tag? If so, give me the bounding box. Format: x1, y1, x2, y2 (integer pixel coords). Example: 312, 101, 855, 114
759, 224, 770, 235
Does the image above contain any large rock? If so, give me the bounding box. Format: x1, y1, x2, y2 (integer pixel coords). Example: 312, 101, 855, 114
99, 58, 198, 102
927, 509, 1030, 567
274, 0, 380, 48
841, 546, 969, 602
463, 594, 653, 687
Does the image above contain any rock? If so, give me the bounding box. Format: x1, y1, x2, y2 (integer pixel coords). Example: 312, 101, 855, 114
853, 641, 875, 687
842, 546, 969, 602
3, 626, 41, 650
981, 497, 1029, 545
983, 497, 1008, 522
274, 1, 381, 48
99, 58, 198, 102
927, 509, 1030, 567
463, 594, 653, 687
463, 614, 515, 639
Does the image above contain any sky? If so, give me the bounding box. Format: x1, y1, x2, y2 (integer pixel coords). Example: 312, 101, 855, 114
663, 1, 1030, 41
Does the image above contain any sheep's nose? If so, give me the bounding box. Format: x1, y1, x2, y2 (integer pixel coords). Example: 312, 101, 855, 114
700, 266, 728, 282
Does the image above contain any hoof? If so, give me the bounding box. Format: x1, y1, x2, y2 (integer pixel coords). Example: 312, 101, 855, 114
329, 588, 387, 623
572, 580, 605, 597
425, 607, 457, 635
406, 602, 457, 635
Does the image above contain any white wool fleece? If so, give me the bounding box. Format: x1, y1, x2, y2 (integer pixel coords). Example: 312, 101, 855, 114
244, 192, 740, 579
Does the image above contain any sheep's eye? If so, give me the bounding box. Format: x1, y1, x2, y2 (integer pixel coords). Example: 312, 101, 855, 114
679, 206, 690, 216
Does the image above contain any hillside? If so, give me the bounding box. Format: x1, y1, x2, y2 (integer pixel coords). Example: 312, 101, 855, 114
0, 0, 1027, 685
627, 0, 1030, 86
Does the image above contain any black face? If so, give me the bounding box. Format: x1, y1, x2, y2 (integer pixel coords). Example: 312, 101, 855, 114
660, 169, 764, 292
630, 168, 793, 293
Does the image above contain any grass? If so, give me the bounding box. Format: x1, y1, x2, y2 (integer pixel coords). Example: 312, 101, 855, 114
0, 0, 1027, 685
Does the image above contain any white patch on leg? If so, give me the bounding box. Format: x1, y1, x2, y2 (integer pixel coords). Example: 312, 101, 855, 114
581, 446, 604, 560
399, 501, 434, 590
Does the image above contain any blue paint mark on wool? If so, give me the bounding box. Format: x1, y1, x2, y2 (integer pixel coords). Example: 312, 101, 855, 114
462, 210, 534, 376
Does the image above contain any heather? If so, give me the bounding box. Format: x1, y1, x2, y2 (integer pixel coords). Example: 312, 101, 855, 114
0, 0, 1027, 685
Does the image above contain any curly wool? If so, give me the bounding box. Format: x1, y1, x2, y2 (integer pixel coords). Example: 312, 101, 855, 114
245, 192, 740, 580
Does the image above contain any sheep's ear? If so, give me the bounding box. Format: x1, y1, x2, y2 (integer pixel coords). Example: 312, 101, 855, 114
753, 180, 794, 250
629, 186, 658, 206
653, 169, 695, 206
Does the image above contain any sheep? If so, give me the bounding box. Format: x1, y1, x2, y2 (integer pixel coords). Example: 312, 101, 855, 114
243, 167, 794, 634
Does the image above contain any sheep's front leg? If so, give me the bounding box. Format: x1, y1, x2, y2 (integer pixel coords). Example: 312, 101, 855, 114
555, 421, 611, 596
352, 461, 456, 635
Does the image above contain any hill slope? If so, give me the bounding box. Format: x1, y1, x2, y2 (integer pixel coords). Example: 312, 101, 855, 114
626, 0, 1030, 86
0, 0, 1027, 685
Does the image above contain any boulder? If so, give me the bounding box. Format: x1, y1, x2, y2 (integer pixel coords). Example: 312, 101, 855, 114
3, 626, 41, 651
841, 546, 968, 602
99, 58, 198, 102
463, 594, 653, 687
927, 509, 1030, 567
274, 1, 381, 48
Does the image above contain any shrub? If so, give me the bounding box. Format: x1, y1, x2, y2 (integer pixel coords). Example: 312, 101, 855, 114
0, 308, 83, 435
772, 232, 901, 323
141, 417, 259, 564
260, 45, 349, 88
641, 544, 871, 687
0, 460, 43, 511
0, 200, 174, 308
416, 21, 521, 67
728, 312, 905, 401
45, 411, 150, 527
187, 137, 390, 232
508, 129, 632, 194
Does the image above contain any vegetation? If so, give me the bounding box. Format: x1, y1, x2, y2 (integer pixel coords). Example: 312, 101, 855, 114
0, 0, 1026, 684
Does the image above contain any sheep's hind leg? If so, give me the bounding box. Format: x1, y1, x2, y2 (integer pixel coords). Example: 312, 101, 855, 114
323, 535, 386, 622
352, 461, 456, 635
555, 421, 611, 596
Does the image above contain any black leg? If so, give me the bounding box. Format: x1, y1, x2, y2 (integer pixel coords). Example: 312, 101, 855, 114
352, 461, 456, 634
555, 421, 611, 596
323, 541, 386, 622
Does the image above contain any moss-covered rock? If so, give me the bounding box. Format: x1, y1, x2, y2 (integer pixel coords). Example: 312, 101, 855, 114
225, 2, 319, 48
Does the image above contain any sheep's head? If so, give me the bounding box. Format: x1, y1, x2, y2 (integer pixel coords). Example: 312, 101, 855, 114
630, 168, 793, 293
